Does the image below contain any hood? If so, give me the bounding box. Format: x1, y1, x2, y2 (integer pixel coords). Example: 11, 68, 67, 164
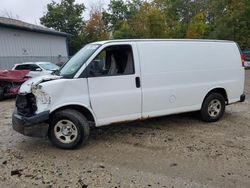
19, 74, 61, 93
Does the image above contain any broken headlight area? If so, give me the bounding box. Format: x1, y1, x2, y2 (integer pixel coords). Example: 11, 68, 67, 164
16, 93, 37, 116
31, 85, 51, 105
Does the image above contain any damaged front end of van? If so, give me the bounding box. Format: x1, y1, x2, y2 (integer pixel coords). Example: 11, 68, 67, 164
12, 75, 61, 137
12, 43, 99, 144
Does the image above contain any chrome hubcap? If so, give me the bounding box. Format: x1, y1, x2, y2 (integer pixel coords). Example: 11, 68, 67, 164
54, 120, 78, 144
208, 99, 221, 118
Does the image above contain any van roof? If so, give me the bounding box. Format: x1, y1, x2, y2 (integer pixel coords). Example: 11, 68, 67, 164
91, 39, 235, 45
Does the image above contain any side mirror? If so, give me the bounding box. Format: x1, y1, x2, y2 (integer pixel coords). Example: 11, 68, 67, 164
89, 60, 102, 76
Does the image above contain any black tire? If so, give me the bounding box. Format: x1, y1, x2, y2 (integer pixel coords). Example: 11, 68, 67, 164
48, 109, 90, 149
200, 93, 225, 122
0, 87, 4, 101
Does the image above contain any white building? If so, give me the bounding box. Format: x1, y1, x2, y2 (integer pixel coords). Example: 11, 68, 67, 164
0, 17, 69, 69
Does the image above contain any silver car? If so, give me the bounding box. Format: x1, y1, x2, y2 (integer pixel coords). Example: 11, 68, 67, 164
12, 62, 59, 78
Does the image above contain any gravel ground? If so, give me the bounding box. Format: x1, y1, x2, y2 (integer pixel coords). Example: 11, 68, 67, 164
0, 70, 250, 188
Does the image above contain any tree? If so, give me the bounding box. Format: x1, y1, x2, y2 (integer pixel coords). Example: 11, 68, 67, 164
105, 1, 167, 39
130, 2, 167, 38
102, 0, 129, 32
84, 9, 109, 42
113, 21, 134, 39
40, 0, 250, 52
186, 12, 208, 38
208, 0, 250, 49
40, 0, 85, 55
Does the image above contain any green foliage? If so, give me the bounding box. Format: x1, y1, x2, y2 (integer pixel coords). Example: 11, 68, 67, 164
132, 2, 166, 38
186, 12, 208, 39
84, 10, 109, 42
208, 0, 250, 49
40, 0, 85, 55
113, 21, 134, 39
102, 0, 130, 32
41, 0, 250, 53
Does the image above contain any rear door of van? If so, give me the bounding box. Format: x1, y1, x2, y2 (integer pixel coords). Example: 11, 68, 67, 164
86, 42, 142, 126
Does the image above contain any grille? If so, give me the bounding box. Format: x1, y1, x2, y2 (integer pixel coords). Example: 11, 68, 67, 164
16, 93, 37, 116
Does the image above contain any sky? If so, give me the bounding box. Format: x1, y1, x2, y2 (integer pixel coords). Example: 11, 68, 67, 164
0, 0, 110, 25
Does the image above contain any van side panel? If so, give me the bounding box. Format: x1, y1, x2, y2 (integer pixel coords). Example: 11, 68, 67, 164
138, 41, 244, 118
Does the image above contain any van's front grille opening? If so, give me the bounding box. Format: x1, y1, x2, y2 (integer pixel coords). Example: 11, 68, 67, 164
16, 93, 37, 116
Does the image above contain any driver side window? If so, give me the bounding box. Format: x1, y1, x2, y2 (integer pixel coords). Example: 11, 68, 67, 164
86, 45, 134, 77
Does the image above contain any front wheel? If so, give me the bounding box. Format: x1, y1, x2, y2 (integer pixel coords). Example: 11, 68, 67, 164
200, 93, 225, 122
48, 109, 90, 149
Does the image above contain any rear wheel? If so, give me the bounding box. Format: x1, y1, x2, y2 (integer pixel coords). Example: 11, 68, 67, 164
48, 109, 90, 149
200, 93, 225, 122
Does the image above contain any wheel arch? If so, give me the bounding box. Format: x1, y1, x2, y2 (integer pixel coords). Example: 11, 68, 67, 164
202, 87, 228, 107
49, 104, 96, 126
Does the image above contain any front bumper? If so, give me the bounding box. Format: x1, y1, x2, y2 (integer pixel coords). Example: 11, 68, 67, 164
12, 109, 50, 138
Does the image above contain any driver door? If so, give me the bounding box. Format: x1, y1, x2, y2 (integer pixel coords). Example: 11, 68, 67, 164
86, 44, 142, 126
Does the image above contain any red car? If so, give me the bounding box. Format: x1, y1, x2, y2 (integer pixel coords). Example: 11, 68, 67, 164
0, 70, 29, 101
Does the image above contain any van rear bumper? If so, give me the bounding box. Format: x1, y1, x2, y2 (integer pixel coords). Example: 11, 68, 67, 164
240, 94, 246, 102
12, 109, 49, 138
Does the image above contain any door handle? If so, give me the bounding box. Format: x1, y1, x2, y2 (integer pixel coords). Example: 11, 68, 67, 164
135, 77, 140, 88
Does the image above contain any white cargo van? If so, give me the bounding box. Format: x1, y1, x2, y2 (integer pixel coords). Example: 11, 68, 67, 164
12, 39, 245, 149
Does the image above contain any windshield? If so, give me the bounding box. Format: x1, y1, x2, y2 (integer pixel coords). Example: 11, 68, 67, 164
39, 63, 59, 71
59, 44, 100, 78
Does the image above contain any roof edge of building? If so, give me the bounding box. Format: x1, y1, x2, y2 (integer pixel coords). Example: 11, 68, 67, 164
0, 17, 71, 37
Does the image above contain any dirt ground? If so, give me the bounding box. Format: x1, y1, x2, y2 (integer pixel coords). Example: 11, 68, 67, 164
0, 71, 250, 188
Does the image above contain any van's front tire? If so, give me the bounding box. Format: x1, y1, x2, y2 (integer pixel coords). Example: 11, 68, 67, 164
48, 109, 90, 149
200, 93, 225, 122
